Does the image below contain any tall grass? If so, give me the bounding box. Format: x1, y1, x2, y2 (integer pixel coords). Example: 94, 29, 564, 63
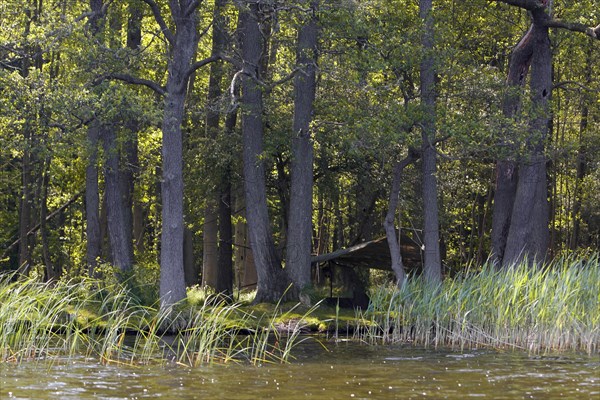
357, 256, 600, 354
0, 274, 311, 365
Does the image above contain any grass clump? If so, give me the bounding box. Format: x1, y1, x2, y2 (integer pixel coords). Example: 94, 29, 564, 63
357, 255, 599, 354
0, 273, 315, 366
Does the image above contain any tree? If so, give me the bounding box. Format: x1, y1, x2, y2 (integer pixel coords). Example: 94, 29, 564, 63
104, 0, 221, 307
236, 1, 290, 302
202, 0, 230, 292
490, 0, 600, 267
419, 0, 442, 284
286, 1, 319, 298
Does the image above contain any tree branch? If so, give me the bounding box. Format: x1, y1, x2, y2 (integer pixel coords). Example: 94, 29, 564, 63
544, 20, 600, 40
553, 80, 599, 92
184, 55, 222, 84
184, 0, 202, 17
140, 0, 175, 46
95, 73, 166, 96
490, 0, 546, 10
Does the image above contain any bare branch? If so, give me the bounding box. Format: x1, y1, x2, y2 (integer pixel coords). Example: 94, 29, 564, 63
269, 67, 300, 88
95, 73, 166, 96
140, 0, 175, 46
184, 55, 222, 84
229, 69, 245, 105
544, 20, 600, 39
553, 80, 599, 92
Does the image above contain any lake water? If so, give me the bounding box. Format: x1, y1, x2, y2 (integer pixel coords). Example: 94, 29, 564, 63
1, 340, 598, 399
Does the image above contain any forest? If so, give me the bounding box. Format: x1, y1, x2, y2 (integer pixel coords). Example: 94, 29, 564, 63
0, 0, 599, 310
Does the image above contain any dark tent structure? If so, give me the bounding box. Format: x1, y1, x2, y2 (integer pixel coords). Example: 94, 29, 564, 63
311, 235, 423, 272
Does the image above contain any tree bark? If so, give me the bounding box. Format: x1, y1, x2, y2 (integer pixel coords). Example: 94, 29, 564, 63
202, 204, 219, 288
201, 0, 229, 290
103, 127, 134, 274
286, 2, 319, 297
570, 44, 592, 250
86, 121, 102, 276
384, 151, 418, 286
238, 2, 290, 302
216, 176, 233, 296
215, 96, 238, 296
419, 0, 442, 284
491, 26, 534, 266
127, 0, 145, 256
503, 11, 552, 266
158, 1, 200, 307
18, 122, 33, 274
183, 227, 198, 287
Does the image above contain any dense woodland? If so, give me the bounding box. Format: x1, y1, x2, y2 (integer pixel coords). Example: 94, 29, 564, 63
0, 0, 598, 307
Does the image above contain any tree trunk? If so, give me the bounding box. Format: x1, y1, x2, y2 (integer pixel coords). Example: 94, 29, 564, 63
159, 4, 199, 307
183, 227, 198, 287
570, 44, 592, 250
202, 204, 219, 288
491, 26, 534, 266
503, 12, 552, 267
238, 2, 290, 303
216, 178, 233, 296
201, 0, 229, 290
419, 0, 442, 284
86, 121, 102, 276
126, 0, 144, 256
40, 155, 59, 281
215, 98, 238, 296
103, 127, 134, 274
384, 151, 418, 286
85, 0, 106, 277
234, 192, 256, 289
18, 124, 33, 274
286, 2, 319, 297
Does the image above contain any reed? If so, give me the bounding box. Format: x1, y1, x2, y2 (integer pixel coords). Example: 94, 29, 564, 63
0, 274, 312, 365
358, 255, 600, 354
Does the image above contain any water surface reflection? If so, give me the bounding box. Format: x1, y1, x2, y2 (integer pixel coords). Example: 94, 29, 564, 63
1, 340, 598, 399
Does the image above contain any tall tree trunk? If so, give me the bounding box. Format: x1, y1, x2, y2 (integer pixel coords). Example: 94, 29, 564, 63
17, 4, 36, 275
159, 3, 200, 307
40, 155, 58, 281
503, 11, 552, 267
216, 176, 233, 296
86, 121, 102, 276
202, 0, 229, 290
18, 123, 33, 274
85, 0, 106, 277
286, 2, 319, 297
491, 26, 534, 266
127, 0, 144, 256
215, 96, 238, 296
238, 2, 290, 303
570, 45, 592, 250
103, 127, 134, 274
419, 0, 442, 284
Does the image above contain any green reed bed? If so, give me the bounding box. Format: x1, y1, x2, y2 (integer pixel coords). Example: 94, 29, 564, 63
357, 256, 599, 354
0, 274, 310, 366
